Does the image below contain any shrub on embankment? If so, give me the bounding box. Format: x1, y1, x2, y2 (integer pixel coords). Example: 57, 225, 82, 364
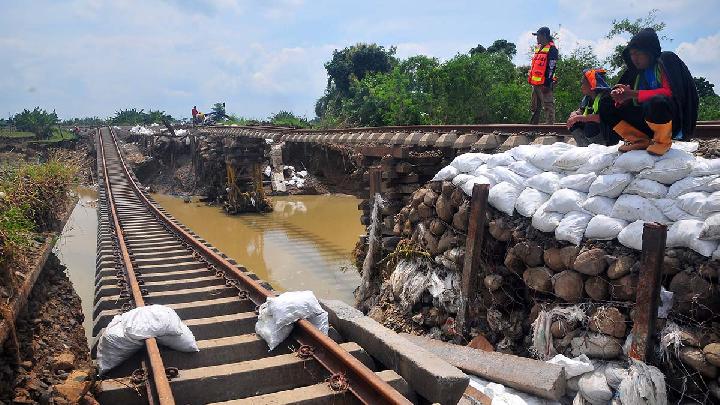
0, 155, 78, 290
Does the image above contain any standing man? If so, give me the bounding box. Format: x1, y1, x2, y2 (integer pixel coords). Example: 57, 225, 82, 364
529, 27, 559, 124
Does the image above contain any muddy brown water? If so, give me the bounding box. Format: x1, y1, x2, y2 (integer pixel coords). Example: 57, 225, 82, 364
152, 194, 364, 303
54, 187, 98, 342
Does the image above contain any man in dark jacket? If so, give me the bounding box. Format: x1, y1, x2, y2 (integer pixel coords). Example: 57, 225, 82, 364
598, 28, 699, 155
529, 27, 559, 124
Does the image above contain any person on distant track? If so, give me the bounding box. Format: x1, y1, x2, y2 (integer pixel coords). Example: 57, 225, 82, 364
598, 28, 698, 155
529, 26, 559, 125
191, 106, 199, 124
567, 68, 617, 146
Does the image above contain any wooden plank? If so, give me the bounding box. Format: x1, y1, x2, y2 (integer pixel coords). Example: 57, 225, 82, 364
359, 146, 410, 159
630, 222, 667, 362
457, 184, 490, 336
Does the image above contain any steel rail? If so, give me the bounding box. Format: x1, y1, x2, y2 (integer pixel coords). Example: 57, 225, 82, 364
98, 129, 176, 405
105, 127, 411, 405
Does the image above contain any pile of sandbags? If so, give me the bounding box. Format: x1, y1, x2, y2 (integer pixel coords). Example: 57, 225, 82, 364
432, 141, 720, 257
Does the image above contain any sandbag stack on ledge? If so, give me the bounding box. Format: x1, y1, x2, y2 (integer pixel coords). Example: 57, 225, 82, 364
362, 140, 720, 403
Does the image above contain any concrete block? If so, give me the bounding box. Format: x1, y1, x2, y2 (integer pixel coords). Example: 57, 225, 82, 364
400, 334, 566, 400
532, 135, 559, 145
418, 132, 439, 147
499, 134, 531, 151
320, 299, 469, 404
435, 131, 459, 148
378, 132, 394, 144
473, 134, 503, 151
453, 133, 480, 150
403, 132, 424, 145
390, 132, 407, 145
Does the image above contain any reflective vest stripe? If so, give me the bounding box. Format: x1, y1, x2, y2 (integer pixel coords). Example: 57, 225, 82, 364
528, 42, 555, 86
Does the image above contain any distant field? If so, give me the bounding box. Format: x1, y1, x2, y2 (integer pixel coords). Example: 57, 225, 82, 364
0, 128, 78, 143
0, 129, 35, 138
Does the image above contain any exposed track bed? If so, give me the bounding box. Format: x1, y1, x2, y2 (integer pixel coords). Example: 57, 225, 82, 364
93, 127, 412, 404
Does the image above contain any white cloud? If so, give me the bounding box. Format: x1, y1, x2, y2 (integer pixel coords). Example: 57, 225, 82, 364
675, 32, 720, 86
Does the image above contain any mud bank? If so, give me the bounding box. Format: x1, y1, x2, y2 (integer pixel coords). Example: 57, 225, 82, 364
0, 254, 94, 404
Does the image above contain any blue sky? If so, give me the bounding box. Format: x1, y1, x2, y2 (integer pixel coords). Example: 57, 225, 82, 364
1, 0, 718, 120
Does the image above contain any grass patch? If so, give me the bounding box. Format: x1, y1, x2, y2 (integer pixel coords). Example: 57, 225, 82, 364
0, 129, 35, 139
28, 128, 78, 144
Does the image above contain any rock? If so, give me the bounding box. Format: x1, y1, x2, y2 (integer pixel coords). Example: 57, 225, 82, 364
703, 343, 720, 367
484, 274, 503, 292
468, 334, 494, 352
408, 208, 420, 223
551, 319, 574, 338
437, 231, 458, 253
504, 252, 526, 274
425, 307, 447, 327
423, 230, 439, 255
589, 307, 627, 338
392, 222, 402, 236
607, 255, 633, 280
19, 361, 32, 370
523, 267, 553, 293
452, 202, 469, 231
403, 219, 412, 236
560, 246, 580, 269
444, 247, 464, 265
669, 271, 719, 316
513, 242, 544, 267
436, 195, 454, 222
553, 270, 585, 302
429, 218, 446, 236
573, 249, 608, 276
53, 370, 91, 403
428, 181, 442, 193
679, 347, 718, 379
662, 256, 681, 276
544, 248, 565, 272
51, 352, 75, 371
489, 219, 512, 242
584, 277, 609, 301
609, 274, 637, 301
699, 262, 719, 280
412, 189, 428, 207
450, 189, 465, 208
441, 181, 454, 196
571, 333, 623, 359
418, 202, 434, 219
578, 370, 613, 405
367, 306, 385, 323
424, 190, 438, 207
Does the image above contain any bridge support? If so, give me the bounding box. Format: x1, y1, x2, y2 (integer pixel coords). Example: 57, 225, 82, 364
223, 137, 272, 214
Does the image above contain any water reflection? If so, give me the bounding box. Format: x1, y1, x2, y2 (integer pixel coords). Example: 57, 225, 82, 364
152, 194, 364, 304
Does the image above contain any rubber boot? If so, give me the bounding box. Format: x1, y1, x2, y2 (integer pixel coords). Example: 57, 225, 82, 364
613, 120, 650, 152
646, 121, 673, 156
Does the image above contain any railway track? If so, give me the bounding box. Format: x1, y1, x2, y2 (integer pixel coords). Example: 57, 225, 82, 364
93, 127, 413, 404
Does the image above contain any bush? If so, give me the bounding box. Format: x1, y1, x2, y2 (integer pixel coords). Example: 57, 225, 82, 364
11, 107, 59, 138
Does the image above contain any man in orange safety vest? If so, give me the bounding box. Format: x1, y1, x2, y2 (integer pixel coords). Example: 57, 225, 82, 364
529, 27, 559, 124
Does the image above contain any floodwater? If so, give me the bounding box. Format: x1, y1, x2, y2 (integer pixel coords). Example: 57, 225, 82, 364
54, 187, 98, 342
152, 194, 364, 303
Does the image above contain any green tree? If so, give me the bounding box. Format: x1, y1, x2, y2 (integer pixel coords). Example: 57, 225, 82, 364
487, 39, 517, 58
606, 9, 669, 70
268, 111, 309, 128
12, 107, 59, 138
694, 77, 717, 98
211, 102, 228, 119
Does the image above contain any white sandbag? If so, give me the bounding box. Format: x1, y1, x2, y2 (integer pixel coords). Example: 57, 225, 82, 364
492, 166, 526, 188
255, 291, 329, 350
618, 359, 668, 405
559, 173, 597, 193
547, 354, 594, 379
515, 188, 550, 217
529, 143, 574, 171
508, 160, 543, 178
526, 172, 562, 194
545, 189, 587, 214
666, 219, 719, 257
585, 215, 628, 240
613, 150, 657, 172
582, 196, 616, 217
461, 176, 494, 196
706, 177, 720, 192
653, 199, 698, 221
690, 157, 720, 177
432, 165, 459, 181
488, 182, 522, 216
486, 152, 516, 169
611, 194, 670, 223
555, 211, 592, 245
578, 370, 613, 405
617, 220, 646, 250
451, 173, 475, 187
676, 192, 709, 217
532, 202, 565, 233
702, 191, 720, 214
97, 305, 198, 375
588, 173, 634, 198
700, 212, 720, 240
450, 153, 490, 172
508, 144, 539, 161
637, 158, 693, 184
623, 178, 668, 199
672, 141, 699, 153
473, 165, 498, 183
604, 363, 629, 390
666, 175, 718, 198
656, 147, 695, 162
577, 152, 617, 174
553, 147, 597, 171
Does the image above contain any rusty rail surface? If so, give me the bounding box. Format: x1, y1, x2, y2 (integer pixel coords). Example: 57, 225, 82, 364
98, 126, 411, 404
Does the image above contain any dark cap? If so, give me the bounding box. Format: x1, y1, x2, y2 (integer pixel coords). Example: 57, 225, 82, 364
532, 27, 552, 38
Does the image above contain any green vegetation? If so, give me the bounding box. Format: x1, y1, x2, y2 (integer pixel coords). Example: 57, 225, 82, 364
0, 156, 78, 284
0, 129, 35, 139
110, 108, 174, 125
62, 116, 107, 126
268, 111, 309, 128
10, 107, 59, 138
